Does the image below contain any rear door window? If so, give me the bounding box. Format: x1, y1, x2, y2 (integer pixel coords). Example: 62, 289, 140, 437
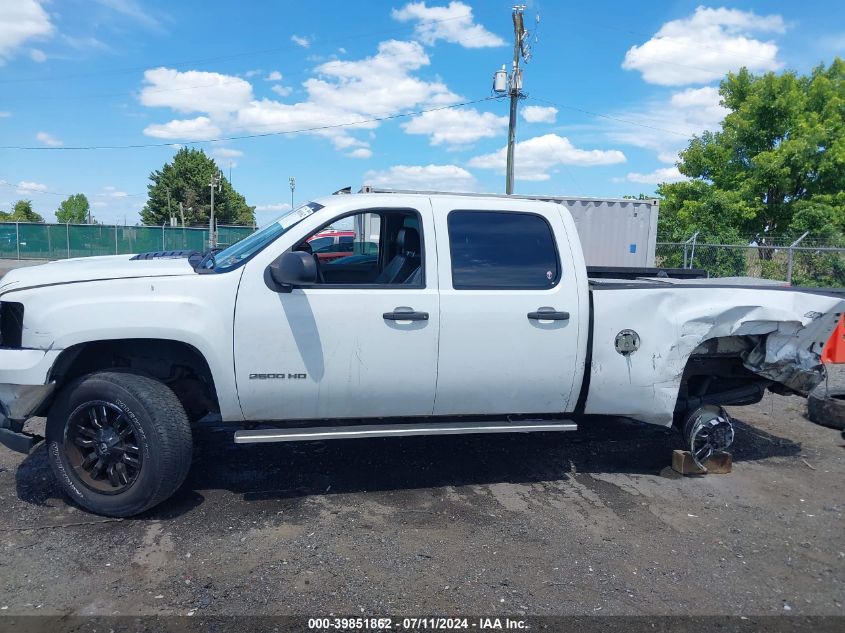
447, 211, 560, 289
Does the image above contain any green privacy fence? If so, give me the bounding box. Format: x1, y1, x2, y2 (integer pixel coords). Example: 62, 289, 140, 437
0, 223, 256, 260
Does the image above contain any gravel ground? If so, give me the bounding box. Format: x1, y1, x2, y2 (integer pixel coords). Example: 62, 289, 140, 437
0, 370, 843, 618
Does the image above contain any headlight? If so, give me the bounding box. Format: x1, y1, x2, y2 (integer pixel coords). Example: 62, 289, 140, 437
0, 302, 24, 348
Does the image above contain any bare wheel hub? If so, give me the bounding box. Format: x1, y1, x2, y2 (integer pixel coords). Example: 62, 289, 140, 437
682, 405, 734, 469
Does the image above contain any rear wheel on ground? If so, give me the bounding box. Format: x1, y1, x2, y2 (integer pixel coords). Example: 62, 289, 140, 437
45, 371, 193, 517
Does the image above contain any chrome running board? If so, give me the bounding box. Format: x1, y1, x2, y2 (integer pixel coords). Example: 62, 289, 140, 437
234, 420, 577, 444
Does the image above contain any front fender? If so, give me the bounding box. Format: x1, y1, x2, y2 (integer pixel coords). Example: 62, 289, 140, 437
4, 272, 245, 421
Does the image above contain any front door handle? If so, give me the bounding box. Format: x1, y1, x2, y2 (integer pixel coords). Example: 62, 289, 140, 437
528, 307, 570, 321
383, 307, 429, 321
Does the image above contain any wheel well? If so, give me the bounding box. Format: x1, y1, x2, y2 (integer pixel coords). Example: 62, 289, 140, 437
44, 339, 219, 421
675, 335, 771, 421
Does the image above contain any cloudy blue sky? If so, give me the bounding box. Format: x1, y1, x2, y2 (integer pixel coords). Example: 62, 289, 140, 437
0, 0, 843, 225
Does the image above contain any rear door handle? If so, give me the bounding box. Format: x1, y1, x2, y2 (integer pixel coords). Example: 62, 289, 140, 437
383, 307, 429, 321
528, 307, 570, 321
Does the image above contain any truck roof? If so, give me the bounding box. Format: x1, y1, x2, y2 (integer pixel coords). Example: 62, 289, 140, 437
327, 186, 658, 207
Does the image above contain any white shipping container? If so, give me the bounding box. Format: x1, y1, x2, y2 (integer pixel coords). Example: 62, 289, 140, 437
358, 187, 660, 268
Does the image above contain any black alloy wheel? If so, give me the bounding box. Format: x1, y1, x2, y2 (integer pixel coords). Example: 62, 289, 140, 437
64, 401, 142, 494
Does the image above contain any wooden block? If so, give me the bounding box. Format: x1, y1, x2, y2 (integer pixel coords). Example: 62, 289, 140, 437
704, 451, 732, 474
671, 450, 732, 475
672, 450, 706, 475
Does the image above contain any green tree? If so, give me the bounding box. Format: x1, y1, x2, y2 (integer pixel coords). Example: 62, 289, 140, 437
140, 148, 255, 226
2, 200, 45, 223
658, 59, 845, 245
56, 193, 90, 224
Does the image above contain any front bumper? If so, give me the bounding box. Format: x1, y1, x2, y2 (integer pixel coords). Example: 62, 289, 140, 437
0, 383, 54, 454
0, 382, 55, 421
0, 348, 62, 453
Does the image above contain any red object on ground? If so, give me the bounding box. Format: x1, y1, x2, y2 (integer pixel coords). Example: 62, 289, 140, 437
822, 314, 845, 364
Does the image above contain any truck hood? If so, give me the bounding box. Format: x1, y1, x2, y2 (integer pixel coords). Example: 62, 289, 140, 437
0, 255, 196, 296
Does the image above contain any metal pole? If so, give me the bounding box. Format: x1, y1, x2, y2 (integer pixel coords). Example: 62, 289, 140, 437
786, 231, 809, 284
15, 222, 20, 260
209, 181, 215, 249
289, 176, 296, 210
690, 231, 698, 268
209, 172, 220, 249
162, 222, 166, 251
114, 224, 118, 254
66, 222, 70, 259
505, 6, 525, 195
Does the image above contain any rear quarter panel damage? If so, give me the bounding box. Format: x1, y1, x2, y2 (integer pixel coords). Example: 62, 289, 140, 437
585, 286, 845, 426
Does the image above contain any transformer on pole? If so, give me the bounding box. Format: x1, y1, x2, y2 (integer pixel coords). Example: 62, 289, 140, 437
493, 5, 531, 195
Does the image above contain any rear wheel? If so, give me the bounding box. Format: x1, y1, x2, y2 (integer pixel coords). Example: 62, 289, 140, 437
46, 371, 192, 517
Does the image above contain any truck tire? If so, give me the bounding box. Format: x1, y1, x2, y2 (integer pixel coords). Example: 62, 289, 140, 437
807, 387, 845, 430
45, 371, 193, 517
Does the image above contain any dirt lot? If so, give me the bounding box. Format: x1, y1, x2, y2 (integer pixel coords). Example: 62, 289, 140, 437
1, 375, 843, 618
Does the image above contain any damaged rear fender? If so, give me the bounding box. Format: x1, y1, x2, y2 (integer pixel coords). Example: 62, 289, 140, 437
742, 311, 842, 394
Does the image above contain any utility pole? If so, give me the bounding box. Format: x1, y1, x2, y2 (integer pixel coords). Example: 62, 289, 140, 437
505, 5, 527, 195
289, 176, 296, 209
208, 170, 221, 249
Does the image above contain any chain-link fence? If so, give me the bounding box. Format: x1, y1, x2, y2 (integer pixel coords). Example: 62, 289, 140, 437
656, 241, 845, 287
0, 223, 256, 260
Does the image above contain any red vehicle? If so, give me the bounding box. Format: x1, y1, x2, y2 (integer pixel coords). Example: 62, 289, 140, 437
306, 230, 356, 262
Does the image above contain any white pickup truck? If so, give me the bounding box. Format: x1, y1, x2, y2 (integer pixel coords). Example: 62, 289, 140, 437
0, 191, 842, 517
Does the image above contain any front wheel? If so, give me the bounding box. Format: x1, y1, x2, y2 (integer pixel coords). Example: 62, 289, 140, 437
46, 371, 193, 517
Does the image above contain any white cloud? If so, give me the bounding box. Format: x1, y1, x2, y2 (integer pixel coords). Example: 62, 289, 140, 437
244, 69, 262, 78
101, 186, 128, 198
140, 68, 254, 116
91, 201, 108, 208
255, 202, 292, 212
271, 84, 292, 97
36, 131, 63, 146
0, 111, 10, 117
291, 35, 311, 48
91, 0, 162, 31
30, 48, 46, 62
392, 1, 505, 48
61, 34, 111, 52
363, 164, 476, 191
605, 86, 728, 164
348, 148, 373, 159
623, 6, 785, 86
265, 70, 282, 81
0, 0, 54, 63
140, 40, 459, 153
16, 181, 48, 194
402, 107, 506, 147
143, 116, 222, 140
621, 166, 686, 184
211, 147, 243, 158
521, 105, 557, 124
469, 134, 626, 181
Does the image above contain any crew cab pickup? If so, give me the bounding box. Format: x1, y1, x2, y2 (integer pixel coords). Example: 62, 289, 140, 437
0, 192, 842, 517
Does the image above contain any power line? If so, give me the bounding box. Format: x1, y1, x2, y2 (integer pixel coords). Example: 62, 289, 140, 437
5, 30, 508, 104
0, 96, 503, 151
528, 95, 692, 138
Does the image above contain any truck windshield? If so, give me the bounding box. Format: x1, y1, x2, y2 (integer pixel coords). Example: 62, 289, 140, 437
206, 202, 324, 272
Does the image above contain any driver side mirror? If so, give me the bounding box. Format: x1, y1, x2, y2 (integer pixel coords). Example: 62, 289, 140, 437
268, 251, 318, 292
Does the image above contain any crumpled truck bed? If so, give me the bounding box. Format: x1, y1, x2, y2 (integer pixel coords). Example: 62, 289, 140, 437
584, 281, 845, 426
